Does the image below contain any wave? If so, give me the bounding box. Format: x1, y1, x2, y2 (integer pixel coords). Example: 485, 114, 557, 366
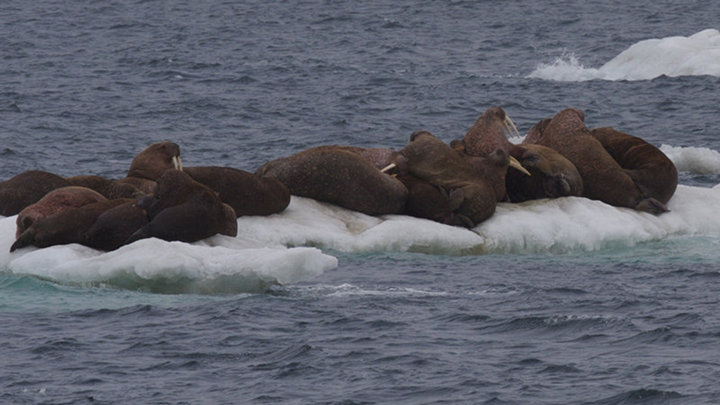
582, 388, 683, 405
528, 29, 720, 81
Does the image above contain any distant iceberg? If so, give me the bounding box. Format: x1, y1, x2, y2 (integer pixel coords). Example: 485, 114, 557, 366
528, 29, 720, 81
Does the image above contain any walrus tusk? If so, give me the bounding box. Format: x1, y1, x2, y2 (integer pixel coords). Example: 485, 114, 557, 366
380, 163, 396, 173
509, 156, 531, 176
173, 156, 183, 171
504, 115, 521, 139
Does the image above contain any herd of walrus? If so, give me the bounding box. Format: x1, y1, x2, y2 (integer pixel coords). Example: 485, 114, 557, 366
0, 107, 678, 253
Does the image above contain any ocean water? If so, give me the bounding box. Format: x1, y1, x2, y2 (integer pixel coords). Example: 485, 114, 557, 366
2, 0, 720, 403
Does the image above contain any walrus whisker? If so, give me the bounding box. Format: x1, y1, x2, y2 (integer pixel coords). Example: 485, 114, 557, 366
380, 163, 396, 173
509, 156, 531, 176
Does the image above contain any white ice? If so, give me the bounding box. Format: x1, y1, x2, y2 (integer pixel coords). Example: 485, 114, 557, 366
528, 29, 720, 81
2, 143, 720, 292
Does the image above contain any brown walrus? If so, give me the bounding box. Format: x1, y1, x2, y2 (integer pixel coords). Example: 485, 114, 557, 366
15, 186, 108, 239
451, 106, 530, 201
125, 169, 237, 245
396, 172, 473, 228
66, 175, 146, 199
255, 146, 408, 216
183, 166, 290, 217
506, 143, 584, 202
590, 127, 677, 205
117, 142, 183, 194
10, 198, 132, 252
83, 201, 150, 251
399, 130, 500, 227
456, 106, 519, 157
524, 108, 668, 214
0, 170, 71, 216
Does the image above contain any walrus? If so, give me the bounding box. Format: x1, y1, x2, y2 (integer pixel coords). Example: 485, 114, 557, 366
183, 166, 290, 216
322, 146, 408, 173
524, 108, 668, 214
506, 143, 584, 202
0, 170, 71, 216
255, 146, 408, 216
590, 127, 677, 205
396, 173, 473, 228
456, 106, 521, 157
83, 201, 149, 251
66, 175, 146, 199
10, 198, 132, 252
399, 130, 500, 227
15, 186, 108, 238
117, 142, 183, 194
125, 169, 237, 245
451, 106, 530, 201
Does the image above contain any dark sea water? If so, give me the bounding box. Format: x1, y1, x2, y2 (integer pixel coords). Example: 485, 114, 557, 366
2, 1, 720, 404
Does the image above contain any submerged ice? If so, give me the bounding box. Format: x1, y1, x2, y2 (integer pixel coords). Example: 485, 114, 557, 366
528, 29, 720, 81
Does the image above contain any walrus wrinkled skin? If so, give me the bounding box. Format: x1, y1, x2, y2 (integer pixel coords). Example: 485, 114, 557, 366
10, 199, 131, 252
183, 166, 290, 216
591, 127, 677, 205
15, 186, 107, 239
506, 143, 584, 202
400, 131, 499, 227
255, 146, 408, 216
125, 170, 237, 245
451, 106, 530, 201
524, 108, 668, 214
457, 106, 516, 158
66, 175, 146, 200
117, 141, 183, 194
83, 201, 149, 251
0, 170, 71, 216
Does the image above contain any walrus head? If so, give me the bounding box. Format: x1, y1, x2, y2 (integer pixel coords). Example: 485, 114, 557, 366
462, 107, 522, 157
544, 108, 588, 139
524, 118, 552, 144
126, 142, 183, 181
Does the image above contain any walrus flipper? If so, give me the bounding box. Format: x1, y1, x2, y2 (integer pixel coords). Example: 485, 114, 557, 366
635, 198, 669, 216
10, 230, 35, 252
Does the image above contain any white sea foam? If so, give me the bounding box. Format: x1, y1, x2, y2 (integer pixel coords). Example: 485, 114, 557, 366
528, 29, 720, 81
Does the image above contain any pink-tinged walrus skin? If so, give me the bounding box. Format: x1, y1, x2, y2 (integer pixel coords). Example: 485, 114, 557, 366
451, 106, 531, 201
10, 198, 131, 252
15, 186, 107, 239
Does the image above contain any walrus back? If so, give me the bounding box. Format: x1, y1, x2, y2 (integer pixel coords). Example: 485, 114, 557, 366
256, 148, 407, 216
